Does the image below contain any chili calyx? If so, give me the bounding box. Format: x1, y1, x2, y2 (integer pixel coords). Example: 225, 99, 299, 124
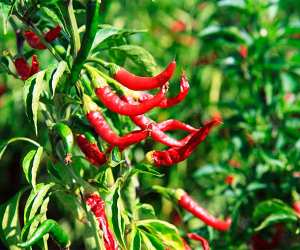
138, 73, 190, 108
113, 60, 176, 91
24, 25, 61, 50
85, 194, 118, 250
146, 117, 221, 166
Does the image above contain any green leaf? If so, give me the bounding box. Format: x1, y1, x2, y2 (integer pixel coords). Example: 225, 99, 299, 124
136, 203, 156, 220
0, 3, 10, 34
49, 61, 68, 97
22, 147, 44, 189
111, 45, 157, 75
0, 137, 40, 160
92, 25, 146, 51
255, 213, 298, 231
130, 229, 142, 250
218, 0, 246, 10
0, 189, 27, 249
137, 219, 184, 249
253, 199, 298, 230
108, 147, 124, 168
24, 70, 46, 135
140, 230, 164, 250
133, 163, 164, 177
24, 183, 54, 224
111, 183, 127, 248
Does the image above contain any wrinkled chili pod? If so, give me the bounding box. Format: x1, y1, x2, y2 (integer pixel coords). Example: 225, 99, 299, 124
113, 60, 176, 91
146, 118, 221, 166
17, 219, 70, 248
86, 194, 118, 250
52, 122, 74, 164
84, 95, 149, 150
138, 73, 190, 108
76, 133, 107, 167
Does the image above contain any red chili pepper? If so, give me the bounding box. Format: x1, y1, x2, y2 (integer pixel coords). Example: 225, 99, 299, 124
85, 194, 118, 250
113, 60, 176, 91
225, 175, 234, 185
24, 25, 61, 50
146, 118, 221, 166
176, 189, 231, 231
239, 45, 248, 59
251, 224, 284, 250
293, 201, 300, 215
0, 85, 6, 96
170, 20, 187, 33
123, 96, 196, 147
86, 110, 148, 150
182, 238, 192, 250
44, 25, 62, 42
157, 119, 198, 133
14, 55, 39, 80
187, 233, 210, 250
76, 134, 107, 167
138, 73, 189, 108
95, 83, 168, 116
30, 54, 40, 75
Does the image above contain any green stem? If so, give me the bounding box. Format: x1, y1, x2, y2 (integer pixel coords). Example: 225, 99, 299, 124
70, 0, 101, 85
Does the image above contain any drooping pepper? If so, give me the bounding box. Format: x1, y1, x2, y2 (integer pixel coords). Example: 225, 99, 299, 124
113, 60, 176, 91
138, 73, 190, 108
146, 118, 221, 166
14, 55, 40, 80
123, 96, 197, 147
84, 95, 148, 150
52, 122, 74, 164
178, 190, 231, 231
85, 194, 118, 250
76, 133, 107, 167
94, 75, 168, 116
24, 25, 62, 50
17, 219, 70, 249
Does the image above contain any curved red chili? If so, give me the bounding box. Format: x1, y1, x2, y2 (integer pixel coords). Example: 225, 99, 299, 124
14, 55, 39, 80
24, 25, 61, 50
95, 83, 168, 116
187, 233, 210, 250
76, 134, 107, 167
157, 119, 198, 133
139, 73, 189, 108
123, 96, 197, 147
86, 110, 148, 150
86, 194, 118, 250
113, 60, 176, 90
146, 118, 221, 166
177, 190, 231, 231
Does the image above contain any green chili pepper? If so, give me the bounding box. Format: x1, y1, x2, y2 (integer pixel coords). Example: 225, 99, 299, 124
70, 0, 100, 85
17, 219, 70, 248
52, 122, 74, 164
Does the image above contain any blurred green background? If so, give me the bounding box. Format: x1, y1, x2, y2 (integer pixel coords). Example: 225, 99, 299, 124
2, 0, 300, 249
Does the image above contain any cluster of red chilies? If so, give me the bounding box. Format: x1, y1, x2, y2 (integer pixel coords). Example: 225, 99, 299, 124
13, 26, 61, 80
79, 60, 221, 168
